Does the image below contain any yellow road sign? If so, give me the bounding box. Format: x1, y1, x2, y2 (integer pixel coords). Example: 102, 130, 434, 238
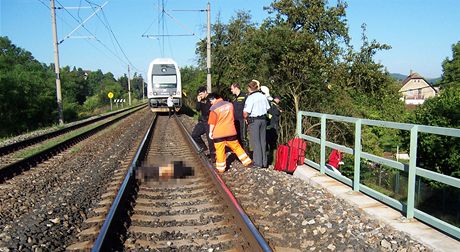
108, 92, 114, 99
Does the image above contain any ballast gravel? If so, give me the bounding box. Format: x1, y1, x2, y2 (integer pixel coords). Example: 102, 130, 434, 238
0, 109, 152, 251
179, 115, 430, 251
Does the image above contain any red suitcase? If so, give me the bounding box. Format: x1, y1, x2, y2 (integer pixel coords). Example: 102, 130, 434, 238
274, 145, 289, 171
288, 138, 307, 165
274, 145, 299, 173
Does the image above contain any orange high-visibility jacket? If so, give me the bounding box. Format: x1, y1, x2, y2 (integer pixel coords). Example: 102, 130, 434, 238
208, 99, 237, 139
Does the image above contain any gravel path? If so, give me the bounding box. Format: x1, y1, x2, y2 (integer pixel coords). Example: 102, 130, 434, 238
179, 115, 430, 251
0, 109, 152, 251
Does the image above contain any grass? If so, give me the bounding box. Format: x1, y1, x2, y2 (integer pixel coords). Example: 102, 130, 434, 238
13, 109, 134, 159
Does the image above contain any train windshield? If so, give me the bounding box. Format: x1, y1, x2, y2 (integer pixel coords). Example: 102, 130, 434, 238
152, 75, 177, 88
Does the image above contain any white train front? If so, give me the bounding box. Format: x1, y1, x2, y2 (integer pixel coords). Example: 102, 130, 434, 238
147, 58, 182, 112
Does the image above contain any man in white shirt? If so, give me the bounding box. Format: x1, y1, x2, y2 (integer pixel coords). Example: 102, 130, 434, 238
243, 80, 270, 168
167, 95, 175, 118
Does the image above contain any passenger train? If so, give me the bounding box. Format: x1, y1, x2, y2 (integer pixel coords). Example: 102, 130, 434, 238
147, 58, 182, 112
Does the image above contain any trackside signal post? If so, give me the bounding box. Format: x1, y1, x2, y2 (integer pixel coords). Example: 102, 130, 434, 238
108, 92, 114, 110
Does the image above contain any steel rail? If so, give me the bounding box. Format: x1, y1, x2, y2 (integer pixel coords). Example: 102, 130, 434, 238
0, 105, 146, 181
91, 114, 156, 251
0, 103, 146, 156
175, 116, 272, 252
92, 115, 272, 251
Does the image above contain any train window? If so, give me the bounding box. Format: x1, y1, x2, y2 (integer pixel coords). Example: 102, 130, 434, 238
157, 83, 177, 88
152, 64, 176, 75
152, 75, 177, 88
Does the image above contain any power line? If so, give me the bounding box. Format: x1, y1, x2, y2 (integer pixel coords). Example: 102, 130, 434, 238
37, 0, 49, 9
85, 0, 140, 72
39, 0, 135, 74
54, 0, 131, 71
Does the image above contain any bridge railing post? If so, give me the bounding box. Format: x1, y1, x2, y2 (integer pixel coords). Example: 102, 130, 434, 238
407, 125, 418, 219
296, 111, 302, 137
353, 119, 362, 191
320, 115, 327, 174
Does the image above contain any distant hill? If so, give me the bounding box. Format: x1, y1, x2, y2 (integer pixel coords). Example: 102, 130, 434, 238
390, 73, 441, 85
426, 77, 441, 85
390, 73, 407, 81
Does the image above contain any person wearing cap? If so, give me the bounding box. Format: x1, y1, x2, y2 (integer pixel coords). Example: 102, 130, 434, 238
243, 80, 270, 168
208, 93, 252, 173
230, 83, 248, 149
267, 95, 282, 163
260, 85, 273, 102
191, 86, 215, 161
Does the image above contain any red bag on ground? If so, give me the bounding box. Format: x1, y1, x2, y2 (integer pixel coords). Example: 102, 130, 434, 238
274, 144, 299, 173
287, 138, 307, 165
274, 145, 289, 171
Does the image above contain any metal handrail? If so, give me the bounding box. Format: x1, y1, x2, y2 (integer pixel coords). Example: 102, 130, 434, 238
297, 111, 460, 240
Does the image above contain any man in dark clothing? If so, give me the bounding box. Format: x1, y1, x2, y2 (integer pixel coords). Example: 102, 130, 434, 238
230, 83, 248, 149
191, 86, 215, 160
267, 96, 282, 164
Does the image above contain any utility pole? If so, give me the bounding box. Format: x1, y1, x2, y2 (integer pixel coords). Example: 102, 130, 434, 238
127, 65, 132, 106
206, 1, 211, 93
50, 0, 64, 125
142, 80, 145, 101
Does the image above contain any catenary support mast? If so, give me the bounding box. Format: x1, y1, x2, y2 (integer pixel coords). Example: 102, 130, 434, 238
50, 0, 64, 125
128, 65, 132, 106
206, 1, 211, 93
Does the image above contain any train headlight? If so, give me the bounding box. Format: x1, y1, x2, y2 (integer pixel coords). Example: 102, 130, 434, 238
172, 92, 176, 95
153, 92, 157, 95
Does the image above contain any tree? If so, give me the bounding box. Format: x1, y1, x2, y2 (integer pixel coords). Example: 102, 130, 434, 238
439, 41, 460, 87
196, 11, 258, 96
409, 86, 460, 177
130, 73, 144, 99
406, 41, 460, 178
180, 65, 206, 109
0, 36, 56, 136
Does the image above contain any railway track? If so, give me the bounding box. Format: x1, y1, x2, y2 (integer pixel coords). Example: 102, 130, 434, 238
0, 104, 147, 181
68, 114, 271, 251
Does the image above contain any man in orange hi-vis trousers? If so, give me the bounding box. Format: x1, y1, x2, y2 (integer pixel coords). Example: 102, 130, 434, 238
207, 93, 252, 173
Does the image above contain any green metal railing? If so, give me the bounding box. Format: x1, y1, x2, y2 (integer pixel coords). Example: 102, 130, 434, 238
297, 111, 460, 240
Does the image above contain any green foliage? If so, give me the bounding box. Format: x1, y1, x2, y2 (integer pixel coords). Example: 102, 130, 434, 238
192, 0, 408, 149
180, 65, 207, 109
0, 36, 142, 137
60, 66, 91, 105
130, 73, 145, 99
404, 41, 460, 179
181, 65, 206, 95
439, 41, 460, 87
0, 36, 57, 136
82, 95, 101, 114
408, 85, 460, 178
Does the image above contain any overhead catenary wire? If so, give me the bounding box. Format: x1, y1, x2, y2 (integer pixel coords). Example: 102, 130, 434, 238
37, 0, 110, 61
84, 0, 141, 72
53, 0, 132, 73
143, 0, 203, 58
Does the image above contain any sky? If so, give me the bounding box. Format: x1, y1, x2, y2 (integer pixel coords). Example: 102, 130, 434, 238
1, 0, 459, 79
